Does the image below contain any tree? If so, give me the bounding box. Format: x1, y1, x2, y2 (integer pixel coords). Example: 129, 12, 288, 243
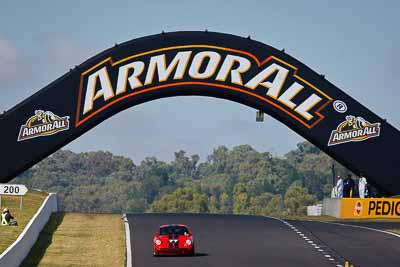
219, 192, 231, 214
284, 181, 316, 215
266, 195, 285, 216
170, 150, 199, 180
151, 187, 209, 213
13, 141, 348, 216
207, 146, 229, 173
232, 183, 249, 214
248, 193, 273, 215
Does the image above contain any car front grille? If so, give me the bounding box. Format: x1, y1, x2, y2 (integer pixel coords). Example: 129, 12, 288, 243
168, 235, 179, 248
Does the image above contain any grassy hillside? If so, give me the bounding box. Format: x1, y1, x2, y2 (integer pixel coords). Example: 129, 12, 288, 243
0, 191, 47, 254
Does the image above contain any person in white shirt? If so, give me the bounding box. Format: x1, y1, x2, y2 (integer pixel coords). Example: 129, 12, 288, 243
335, 175, 343, 198
331, 185, 337, 198
359, 174, 368, 198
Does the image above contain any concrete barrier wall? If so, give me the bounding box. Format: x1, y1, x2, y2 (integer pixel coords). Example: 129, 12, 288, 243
323, 198, 341, 218
307, 204, 323, 216
0, 193, 58, 267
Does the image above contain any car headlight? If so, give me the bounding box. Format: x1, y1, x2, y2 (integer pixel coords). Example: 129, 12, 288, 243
185, 239, 192, 246
155, 239, 161, 246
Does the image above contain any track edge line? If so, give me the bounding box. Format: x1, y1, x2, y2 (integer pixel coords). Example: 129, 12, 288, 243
315, 221, 400, 238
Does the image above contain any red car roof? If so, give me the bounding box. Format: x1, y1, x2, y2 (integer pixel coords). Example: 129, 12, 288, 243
159, 224, 189, 228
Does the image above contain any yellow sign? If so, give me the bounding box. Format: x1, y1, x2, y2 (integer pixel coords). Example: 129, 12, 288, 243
340, 198, 400, 219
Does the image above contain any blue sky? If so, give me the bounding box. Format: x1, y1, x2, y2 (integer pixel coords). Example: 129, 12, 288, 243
1, 0, 399, 162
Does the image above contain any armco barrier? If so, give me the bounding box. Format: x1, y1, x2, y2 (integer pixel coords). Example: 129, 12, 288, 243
0, 193, 58, 267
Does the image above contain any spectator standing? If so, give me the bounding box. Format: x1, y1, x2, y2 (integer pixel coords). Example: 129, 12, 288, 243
359, 175, 368, 198
331, 185, 337, 198
343, 174, 355, 198
335, 175, 343, 198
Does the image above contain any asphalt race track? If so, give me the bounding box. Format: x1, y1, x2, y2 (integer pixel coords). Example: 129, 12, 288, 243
289, 220, 400, 267
128, 214, 400, 267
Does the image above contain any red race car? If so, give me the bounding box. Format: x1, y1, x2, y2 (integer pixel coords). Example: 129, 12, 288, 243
153, 224, 195, 256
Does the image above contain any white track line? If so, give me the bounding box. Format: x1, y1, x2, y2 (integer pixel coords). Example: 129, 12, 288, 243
123, 214, 133, 267
263, 216, 343, 265
316, 221, 400, 238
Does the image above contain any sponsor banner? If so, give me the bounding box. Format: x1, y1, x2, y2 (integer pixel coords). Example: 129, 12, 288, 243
17, 110, 70, 141
328, 115, 381, 146
340, 198, 400, 219
76, 46, 333, 129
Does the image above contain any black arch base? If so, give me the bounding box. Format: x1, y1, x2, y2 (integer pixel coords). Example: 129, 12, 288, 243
1, 31, 399, 194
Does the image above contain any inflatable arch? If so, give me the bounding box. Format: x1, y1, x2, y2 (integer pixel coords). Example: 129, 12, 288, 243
1, 31, 399, 194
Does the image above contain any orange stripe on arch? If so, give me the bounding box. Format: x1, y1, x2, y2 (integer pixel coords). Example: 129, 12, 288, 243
75, 81, 328, 129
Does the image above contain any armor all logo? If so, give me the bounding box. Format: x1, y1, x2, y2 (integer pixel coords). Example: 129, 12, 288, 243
328, 115, 381, 146
17, 110, 70, 141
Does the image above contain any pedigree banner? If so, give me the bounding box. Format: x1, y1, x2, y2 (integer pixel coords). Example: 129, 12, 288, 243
340, 198, 400, 219
1, 31, 399, 194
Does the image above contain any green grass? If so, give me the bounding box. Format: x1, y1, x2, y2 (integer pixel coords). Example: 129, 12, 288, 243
386, 229, 400, 235
21, 212, 125, 267
0, 191, 47, 254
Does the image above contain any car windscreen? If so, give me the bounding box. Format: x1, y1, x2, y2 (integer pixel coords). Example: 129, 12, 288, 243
159, 226, 189, 236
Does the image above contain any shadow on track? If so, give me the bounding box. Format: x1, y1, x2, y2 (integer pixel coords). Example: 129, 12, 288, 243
155, 253, 209, 257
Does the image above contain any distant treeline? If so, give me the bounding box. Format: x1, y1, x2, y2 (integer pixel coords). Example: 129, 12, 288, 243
13, 142, 351, 216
